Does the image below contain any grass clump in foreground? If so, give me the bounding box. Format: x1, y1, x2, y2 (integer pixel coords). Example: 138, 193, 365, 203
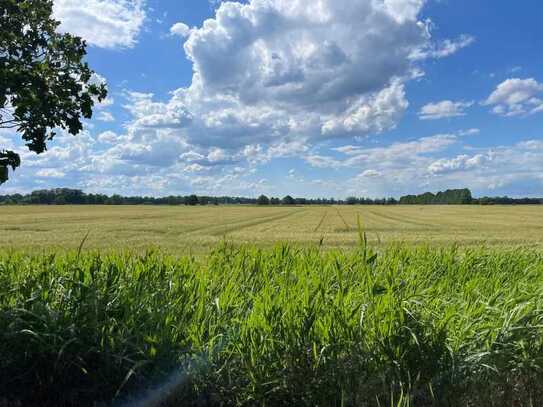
1, 243, 543, 406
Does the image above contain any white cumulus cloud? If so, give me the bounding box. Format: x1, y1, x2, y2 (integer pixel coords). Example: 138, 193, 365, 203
458, 128, 480, 136
97, 131, 118, 144
170, 22, 191, 38
126, 0, 475, 152
428, 154, 488, 174
321, 80, 408, 136
411, 34, 475, 60
419, 100, 473, 120
36, 168, 66, 178
97, 111, 115, 122
483, 78, 543, 117
53, 0, 146, 49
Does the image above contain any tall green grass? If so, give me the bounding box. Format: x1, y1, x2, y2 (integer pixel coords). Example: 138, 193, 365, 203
1, 244, 542, 406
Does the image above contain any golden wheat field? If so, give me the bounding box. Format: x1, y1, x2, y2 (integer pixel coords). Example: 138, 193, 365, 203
1, 204, 542, 253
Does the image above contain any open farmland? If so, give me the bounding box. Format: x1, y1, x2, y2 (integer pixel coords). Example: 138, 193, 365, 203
1, 204, 542, 252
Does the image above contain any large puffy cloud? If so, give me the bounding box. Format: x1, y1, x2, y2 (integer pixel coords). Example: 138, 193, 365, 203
183, 0, 425, 109
53, 0, 146, 49
483, 78, 543, 117
139, 0, 475, 153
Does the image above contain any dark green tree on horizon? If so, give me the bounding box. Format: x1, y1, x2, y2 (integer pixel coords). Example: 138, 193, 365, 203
399, 188, 473, 205
282, 195, 295, 205
0, 0, 107, 184
257, 194, 270, 205
186, 194, 199, 206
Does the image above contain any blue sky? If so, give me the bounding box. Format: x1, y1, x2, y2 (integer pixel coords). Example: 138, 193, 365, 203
2, 0, 542, 198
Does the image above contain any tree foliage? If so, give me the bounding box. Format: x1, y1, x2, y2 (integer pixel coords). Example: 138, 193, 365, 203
399, 189, 473, 205
186, 194, 199, 206
257, 195, 270, 205
0, 150, 20, 183
282, 195, 296, 205
0, 0, 107, 184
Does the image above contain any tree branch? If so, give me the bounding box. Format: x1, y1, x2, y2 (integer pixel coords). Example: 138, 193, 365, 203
0, 120, 18, 129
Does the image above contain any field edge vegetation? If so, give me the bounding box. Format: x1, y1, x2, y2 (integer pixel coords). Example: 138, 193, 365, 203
1, 243, 542, 406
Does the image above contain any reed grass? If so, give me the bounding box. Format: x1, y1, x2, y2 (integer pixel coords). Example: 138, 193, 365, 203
1, 243, 542, 405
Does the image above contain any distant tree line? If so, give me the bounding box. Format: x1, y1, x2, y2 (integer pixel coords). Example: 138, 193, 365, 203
0, 188, 541, 206
0, 189, 332, 206
397, 188, 542, 205
399, 188, 473, 205
473, 196, 543, 205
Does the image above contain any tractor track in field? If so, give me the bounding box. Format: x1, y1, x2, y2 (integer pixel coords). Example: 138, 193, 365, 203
198, 209, 307, 237
313, 210, 328, 232
367, 210, 439, 229
258, 209, 309, 233
335, 207, 351, 230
